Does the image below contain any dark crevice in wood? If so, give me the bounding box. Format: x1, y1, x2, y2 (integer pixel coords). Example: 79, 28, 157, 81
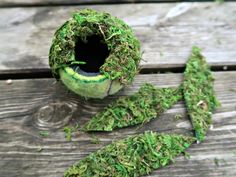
140, 65, 236, 74
0, 69, 52, 80
0, 65, 236, 80
0, 1, 233, 8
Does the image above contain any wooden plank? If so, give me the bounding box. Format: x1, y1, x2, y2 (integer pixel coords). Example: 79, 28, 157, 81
0, 0, 177, 7
0, 3, 236, 74
0, 0, 232, 7
0, 71, 235, 177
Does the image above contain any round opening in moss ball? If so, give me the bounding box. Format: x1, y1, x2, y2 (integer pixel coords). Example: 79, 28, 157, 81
74, 35, 110, 73
49, 9, 141, 99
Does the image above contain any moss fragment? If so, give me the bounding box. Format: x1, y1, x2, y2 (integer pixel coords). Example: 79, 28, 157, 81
83, 83, 182, 131
215, 0, 224, 4
63, 131, 195, 177
63, 126, 77, 141
174, 114, 183, 121
183, 46, 220, 142
39, 131, 49, 137
90, 134, 101, 144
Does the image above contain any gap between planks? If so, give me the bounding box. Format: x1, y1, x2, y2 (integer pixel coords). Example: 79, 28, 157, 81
1, 65, 236, 80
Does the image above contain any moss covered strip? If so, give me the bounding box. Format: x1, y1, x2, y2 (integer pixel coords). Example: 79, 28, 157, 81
183, 46, 220, 142
63, 131, 195, 177
83, 83, 182, 131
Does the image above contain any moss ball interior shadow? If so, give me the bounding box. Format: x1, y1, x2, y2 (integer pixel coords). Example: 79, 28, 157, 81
49, 9, 141, 99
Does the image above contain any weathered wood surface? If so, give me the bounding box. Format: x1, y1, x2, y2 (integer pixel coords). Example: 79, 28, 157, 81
0, 0, 181, 7
0, 0, 233, 7
0, 2, 236, 74
0, 71, 235, 177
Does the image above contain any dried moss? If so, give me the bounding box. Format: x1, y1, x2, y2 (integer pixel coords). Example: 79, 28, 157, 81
83, 83, 182, 131
49, 9, 141, 85
183, 46, 220, 142
63, 131, 195, 177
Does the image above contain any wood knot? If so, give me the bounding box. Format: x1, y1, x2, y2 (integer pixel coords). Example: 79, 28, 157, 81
33, 101, 75, 130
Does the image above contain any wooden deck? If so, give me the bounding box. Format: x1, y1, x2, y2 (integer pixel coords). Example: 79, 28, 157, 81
0, 1, 236, 177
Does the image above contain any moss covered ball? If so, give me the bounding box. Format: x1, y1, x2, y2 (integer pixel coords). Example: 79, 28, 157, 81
49, 9, 141, 99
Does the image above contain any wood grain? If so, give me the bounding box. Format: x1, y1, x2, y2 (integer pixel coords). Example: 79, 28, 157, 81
0, 2, 236, 74
0, 71, 235, 177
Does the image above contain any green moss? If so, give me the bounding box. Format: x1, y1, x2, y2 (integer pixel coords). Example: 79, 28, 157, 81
90, 134, 101, 144
183, 46, 220, 142
83, 83, 182, 131
63, 131, 195, 177
214, 158, 220, 166
63, 125, 78, 141
39, 131, 49, 137
215, 0, 224, 4
49, 9, 141, 85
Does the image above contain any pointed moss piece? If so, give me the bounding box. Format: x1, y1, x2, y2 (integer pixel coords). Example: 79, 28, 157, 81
83, 83, 182, 131
63, 131, 195, 177
183, 46, 220, 142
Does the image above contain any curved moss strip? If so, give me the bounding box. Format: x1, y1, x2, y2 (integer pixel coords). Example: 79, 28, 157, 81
83, 83, 182, 131
49, 9, 141, 84
183, 46, 220, 142
64, 131, 195, 177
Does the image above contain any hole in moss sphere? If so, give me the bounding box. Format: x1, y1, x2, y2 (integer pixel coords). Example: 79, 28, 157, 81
74, 35, 110, 73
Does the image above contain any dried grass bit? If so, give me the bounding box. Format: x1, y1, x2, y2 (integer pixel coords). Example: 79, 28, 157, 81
197, 100, 208, 110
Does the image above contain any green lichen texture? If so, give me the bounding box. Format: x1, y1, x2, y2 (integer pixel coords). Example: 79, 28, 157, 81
49, 9, 141, 84
183, 46, 220, 142
63, 131, 195, 177
83, 83, 182, 131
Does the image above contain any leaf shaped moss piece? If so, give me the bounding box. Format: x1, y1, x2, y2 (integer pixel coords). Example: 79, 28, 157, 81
183, 46, 220, 142
83, 83, 182, 131
63, 131, 195, 177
